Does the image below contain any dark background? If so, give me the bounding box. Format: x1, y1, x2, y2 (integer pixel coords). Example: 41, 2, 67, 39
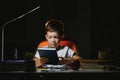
0, 0, 120, 60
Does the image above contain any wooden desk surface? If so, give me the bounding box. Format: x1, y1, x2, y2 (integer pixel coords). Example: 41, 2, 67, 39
80, 59, 106, 63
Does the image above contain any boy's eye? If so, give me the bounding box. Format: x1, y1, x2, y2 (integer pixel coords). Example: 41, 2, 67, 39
54, 36, 59, 38
48, 36, 52, 39
48, 36, 59, 39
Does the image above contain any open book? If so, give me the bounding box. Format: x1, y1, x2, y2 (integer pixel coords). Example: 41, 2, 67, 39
37, 47, 59, 65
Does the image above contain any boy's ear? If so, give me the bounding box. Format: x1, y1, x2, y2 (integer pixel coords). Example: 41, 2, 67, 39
62, 34, 64, 39
45, 35, 47, 39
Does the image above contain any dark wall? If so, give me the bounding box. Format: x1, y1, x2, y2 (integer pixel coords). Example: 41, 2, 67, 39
90, 0, 120, 58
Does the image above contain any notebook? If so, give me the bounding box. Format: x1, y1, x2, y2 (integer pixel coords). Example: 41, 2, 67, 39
38, 47, 59, 65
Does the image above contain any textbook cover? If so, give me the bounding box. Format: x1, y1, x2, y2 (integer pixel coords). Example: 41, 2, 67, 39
38, 48, 59, 65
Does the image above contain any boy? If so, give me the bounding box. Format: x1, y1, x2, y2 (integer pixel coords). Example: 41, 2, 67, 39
34, 19, 81, 70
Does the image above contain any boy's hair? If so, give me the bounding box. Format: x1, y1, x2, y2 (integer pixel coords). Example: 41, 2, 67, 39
44, 19, 64, 38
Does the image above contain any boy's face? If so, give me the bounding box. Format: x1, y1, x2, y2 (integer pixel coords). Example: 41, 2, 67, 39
45, 31, 60, 48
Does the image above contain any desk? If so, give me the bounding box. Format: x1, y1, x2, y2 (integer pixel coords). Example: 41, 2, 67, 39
0, 59, 119, 80
0, 70, 120, 80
